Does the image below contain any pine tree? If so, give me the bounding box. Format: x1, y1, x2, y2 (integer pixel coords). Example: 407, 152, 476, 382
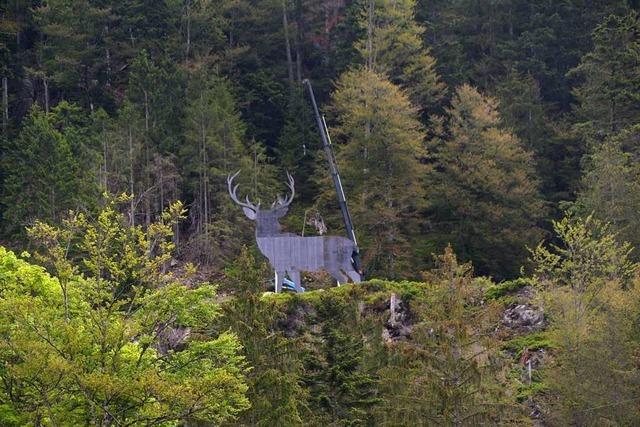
314, 294, 380, 425
375, 247, 508, 424
576, 126, 640, 250
496, 70, 582, 204
570, 11, 640, 143
426, 84, 545, 278
0, 104, 97, 240
276, 86, 320, 202
358, 0, 446, 116
320, 68, 427, 278
182, 71, 277, 265
219, 247, 306, 426
32, 0, 114, 109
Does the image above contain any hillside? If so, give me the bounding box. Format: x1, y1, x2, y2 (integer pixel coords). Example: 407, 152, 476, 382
2, 1, 640, 425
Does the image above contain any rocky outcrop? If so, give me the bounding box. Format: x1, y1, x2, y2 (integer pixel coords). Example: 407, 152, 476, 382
502, 303, 544, 332
382, 293, 413, 343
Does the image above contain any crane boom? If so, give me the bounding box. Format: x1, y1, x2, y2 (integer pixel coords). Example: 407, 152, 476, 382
302, 79, 363, 276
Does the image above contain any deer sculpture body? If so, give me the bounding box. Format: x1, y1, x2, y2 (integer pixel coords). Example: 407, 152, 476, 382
227, 171, 361, 292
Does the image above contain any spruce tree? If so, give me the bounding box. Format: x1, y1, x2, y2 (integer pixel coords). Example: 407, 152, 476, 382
570, 11, 640, 143
426, 84, 545, 278
182, 72, 277, 265
319, 68, 427, 278
0, 105, 97, 240
358, 0, 446, 116
576, 126, 640, 250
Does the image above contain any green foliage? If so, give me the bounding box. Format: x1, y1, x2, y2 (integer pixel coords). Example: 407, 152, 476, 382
426, 84, 546, 277
570, 11, 640, 141
375, 246, 514, 424
485, 278, 533, 300
532, 213, 640, 425
1, 104, 98, 240
182, 72, 276, 265
531, 214, 638, 291
320, 68, 427, 278
0, 202, 249, 425
356, 0, 446, 116
502, 332, 555, 360
219, 247, 306, 425
576, 125, 640, 252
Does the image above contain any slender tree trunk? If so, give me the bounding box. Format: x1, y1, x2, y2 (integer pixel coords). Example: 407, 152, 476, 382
129, 125, 135, 226
2, 77, 7, 135
143, 90, 151, 225
159, 163, 164, 211
293, 0, 303, 82
185, 0, 192, 60
367, 0, 375, 71
282, 0, 295, 93
102, 124, 108, 190
43, 77, 50, 113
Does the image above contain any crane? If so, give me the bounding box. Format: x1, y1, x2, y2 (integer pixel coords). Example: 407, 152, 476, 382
302, 79, 364, 278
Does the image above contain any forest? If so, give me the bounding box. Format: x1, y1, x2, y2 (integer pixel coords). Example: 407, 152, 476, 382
1, 0, 640, 425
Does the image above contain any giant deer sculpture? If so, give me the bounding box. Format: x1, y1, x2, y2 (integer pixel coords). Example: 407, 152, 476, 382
227, 171, 361, 292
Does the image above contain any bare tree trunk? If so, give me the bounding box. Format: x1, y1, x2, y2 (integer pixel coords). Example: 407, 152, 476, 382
129, 125, 135, 226
294, 0, 303, 82
185, 0, 192, 60
102, 124, 108, 190
367, 0, 374, 71
282, 0, 295, 93
159, 162, 164, 211
143, 90, 151, 225
105, 23, 112, 87
2, 77, 7, 135
43, 77, 50, 113
202, 116, 209, 236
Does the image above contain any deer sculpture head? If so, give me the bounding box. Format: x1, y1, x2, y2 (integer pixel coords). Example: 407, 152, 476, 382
227, 170, 295, 237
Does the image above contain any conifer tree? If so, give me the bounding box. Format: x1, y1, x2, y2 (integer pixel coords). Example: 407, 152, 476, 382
183, 72, 277, 265
376, 247, 509, 424
426, 84, 545, 277
570, 11, 640, 143
358, 0, 446, 115
0, 104, 97, 240
576, 126, 640, 250
319, 68, 427, 278
219, 248, 306, 426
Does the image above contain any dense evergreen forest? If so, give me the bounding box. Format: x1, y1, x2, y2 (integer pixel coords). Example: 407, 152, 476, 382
2, 0, 640, 425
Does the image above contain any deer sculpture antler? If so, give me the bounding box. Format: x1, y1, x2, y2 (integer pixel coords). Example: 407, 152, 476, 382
271, 172, 295, 208
228, 170, 295, 211
227, 170, 260, 211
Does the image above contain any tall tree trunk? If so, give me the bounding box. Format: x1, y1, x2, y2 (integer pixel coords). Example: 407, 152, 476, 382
143, 90, 151, 225
367, 0, 375, 71
102, 123, 108, 190
294, 0, 303, 82
185, 0, 192, 60
282, 0, 295, 94
2, 77, 7, 135
43, 77, 49, 113
129, 125, 135, 226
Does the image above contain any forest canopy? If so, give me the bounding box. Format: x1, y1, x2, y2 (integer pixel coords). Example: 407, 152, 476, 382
1, 0, 640, 425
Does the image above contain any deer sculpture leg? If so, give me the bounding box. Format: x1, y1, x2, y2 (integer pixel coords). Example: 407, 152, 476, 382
288, 270, 302, 292
346, 269, 361, 283
329, 269, 349, 286
275, 271, 285, 293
